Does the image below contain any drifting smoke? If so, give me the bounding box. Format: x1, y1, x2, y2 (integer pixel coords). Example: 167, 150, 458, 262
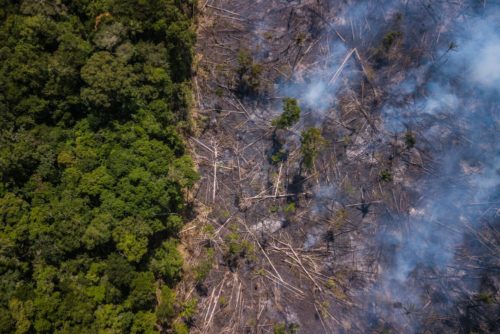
277, 41, 359, 121
358, 2, 499, 332
273, 0, 499, 332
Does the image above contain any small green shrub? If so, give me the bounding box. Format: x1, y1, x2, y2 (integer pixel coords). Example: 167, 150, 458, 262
218, 296, 227, 308
476, 292, 494, 304
382, 31, 403, 50
194, 248, 214, 282
264, 31, 274, 40
404, 131, 416, 148
180, 298, 198, 321
202, 224, 215, 235
156, 286, 176, 323
272, 98, 301, 129
236, 49, 263, 96
372, 30, 403, 67
295, 32, 306, 45
300, 127, 325, 170
224, 230, 254, 270
269, 205, 280, 213
172, 322, 189, 334
271, 148, 288, 164
379, 169, 393, 182
274, 323, 287, 334
274, 322, 299, 334
284, 202, 296, 214
215, 87, 224, 97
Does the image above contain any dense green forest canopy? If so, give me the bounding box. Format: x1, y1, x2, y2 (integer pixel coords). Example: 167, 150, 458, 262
0, 0, 197, 332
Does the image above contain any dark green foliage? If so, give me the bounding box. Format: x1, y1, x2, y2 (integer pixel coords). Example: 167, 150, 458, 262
173, 322, 190, 334
236, 49, 263, 96
475, 292, 494, 304
223, 230, 254, 271
130, 311, 157, 334
194, 247, 214, 283
271, 148, 288, 164
274, 322, 300, 334
372, 30, 403, 68
0, 307, 15, 333
127, 272, 156, 311
149, 239, 183, 283
179, 298, 197, 324
270, 127, 289, 165
300, 127, 325, 170
270, 97, 301, 165
405, 131, 416, 149
272, 98, 301, 129
379, 169, 393, 182
284, 202, 296, 214
382, 31, 403, 50
0, 1, 197, 333
156, 285, 176, 323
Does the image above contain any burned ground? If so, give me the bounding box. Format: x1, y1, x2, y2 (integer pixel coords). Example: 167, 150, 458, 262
179, 1, 499, 333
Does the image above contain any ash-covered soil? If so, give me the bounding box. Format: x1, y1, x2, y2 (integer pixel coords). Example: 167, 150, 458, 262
182, 1, 499, 333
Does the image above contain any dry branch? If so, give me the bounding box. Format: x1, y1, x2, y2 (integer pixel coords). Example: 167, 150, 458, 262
328, 48, 356, 86
243, 192, 310, 201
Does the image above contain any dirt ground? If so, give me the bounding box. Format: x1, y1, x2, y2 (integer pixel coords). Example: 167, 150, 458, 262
179, 1, 499, 333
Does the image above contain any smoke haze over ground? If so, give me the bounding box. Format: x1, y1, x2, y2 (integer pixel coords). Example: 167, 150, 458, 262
192, 1, 499, 332
279, 0, 499, 331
